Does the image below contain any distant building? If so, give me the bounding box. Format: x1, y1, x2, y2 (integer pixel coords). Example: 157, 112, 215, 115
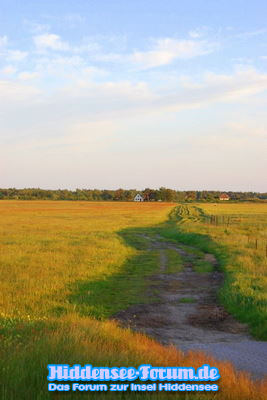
219, 193, 230, 201
134, 193, 144, 202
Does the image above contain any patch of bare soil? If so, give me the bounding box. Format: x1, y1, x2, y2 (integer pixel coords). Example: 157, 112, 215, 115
114, 236, 247, 341
112, 235, 267, 379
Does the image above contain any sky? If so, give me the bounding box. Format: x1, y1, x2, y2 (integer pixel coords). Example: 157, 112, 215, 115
0, 0, 267, 191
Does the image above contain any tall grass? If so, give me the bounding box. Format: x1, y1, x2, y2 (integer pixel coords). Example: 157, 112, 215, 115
2, 314, 267, 400
164, 203, 267, 339
0, 201, 173, 320
0, 201, 266, 399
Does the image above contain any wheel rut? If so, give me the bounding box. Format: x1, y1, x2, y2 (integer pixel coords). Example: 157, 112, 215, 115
113, 234, 267, 379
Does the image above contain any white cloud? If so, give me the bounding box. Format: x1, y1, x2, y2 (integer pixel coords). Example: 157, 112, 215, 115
160, 67, 267, 113
34, 33, 69, 51
1, 67, 266, 121
94, 37, 217, 69
202, 67, 267, 100
130, 50, 174, 69
7, 50, 28, 61
33, 55, 86, 79
18, 71, 40, 80
188, 30, 202, 39
1, 65, 266, 191
134, 38, 216, 69
0, 37, 28, 62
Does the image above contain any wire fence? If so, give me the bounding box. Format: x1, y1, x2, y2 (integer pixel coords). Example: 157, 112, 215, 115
203, 214, 267, 257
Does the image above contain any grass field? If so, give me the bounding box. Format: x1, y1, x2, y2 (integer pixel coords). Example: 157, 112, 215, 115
0, 200, 266, 399
199, 203, 267, 339
0, 201, 174, 321
161, 203, 267, 339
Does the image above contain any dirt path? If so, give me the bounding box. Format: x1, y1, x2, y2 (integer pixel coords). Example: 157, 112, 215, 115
114, 234, 267, 379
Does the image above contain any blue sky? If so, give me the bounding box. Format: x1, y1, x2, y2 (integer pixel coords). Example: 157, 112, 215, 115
0, 0, 267, 191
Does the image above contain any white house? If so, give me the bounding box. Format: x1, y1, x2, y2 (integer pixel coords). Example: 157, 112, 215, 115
134, 193, 144, 202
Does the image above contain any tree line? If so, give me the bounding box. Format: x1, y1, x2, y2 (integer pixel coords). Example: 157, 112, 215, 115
0, 188, 266, 202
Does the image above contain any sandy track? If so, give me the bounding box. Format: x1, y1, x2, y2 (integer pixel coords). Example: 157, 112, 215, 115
114, 235, 267, 379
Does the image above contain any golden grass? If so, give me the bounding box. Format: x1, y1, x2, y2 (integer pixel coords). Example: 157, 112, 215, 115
2, 314, 267, 399
0, 201, 173, 319
1, 201, 267, 399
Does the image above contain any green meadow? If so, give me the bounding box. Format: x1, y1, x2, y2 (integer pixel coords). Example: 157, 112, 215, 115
164, 203, 267, 339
